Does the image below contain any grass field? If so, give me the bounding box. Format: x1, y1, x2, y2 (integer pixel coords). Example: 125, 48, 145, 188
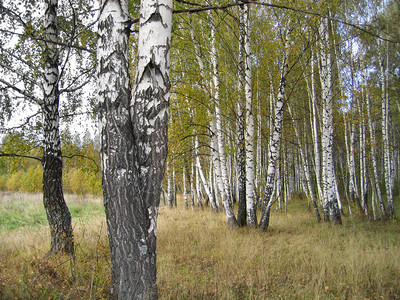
0, 192, 399, 299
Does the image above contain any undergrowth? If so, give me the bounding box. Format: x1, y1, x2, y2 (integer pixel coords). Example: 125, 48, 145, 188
0, 192, 399, 299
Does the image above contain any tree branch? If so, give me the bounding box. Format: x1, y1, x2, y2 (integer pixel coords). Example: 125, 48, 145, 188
62, 154, 99, 172
0, 152, 42, 162
171, 0, 398, 44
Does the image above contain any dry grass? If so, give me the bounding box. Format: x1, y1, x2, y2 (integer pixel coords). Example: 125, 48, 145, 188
0, 193, 399, 299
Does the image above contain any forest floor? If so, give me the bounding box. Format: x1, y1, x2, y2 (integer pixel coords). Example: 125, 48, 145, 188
0, 192, 399, 299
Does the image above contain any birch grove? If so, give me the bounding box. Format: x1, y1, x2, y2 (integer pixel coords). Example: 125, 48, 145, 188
1, 1, 399, 296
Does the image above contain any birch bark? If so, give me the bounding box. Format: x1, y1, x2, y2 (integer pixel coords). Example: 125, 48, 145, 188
97, 0, 172, 297
259, 52, 288, 231
288, 105, 321, 222
210, 11, 237, 226
378, 40, 395, 217
307, 49, 324, 205
195, 135, 218, 212
318, 16, 341, 224
236, 5, 246, 226
42, 0, 74, 255
243, 3, 256, 227
366, 94, 387, 218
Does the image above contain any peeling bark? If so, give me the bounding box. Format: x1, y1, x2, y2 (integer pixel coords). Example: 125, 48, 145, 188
97, 0, 172, 298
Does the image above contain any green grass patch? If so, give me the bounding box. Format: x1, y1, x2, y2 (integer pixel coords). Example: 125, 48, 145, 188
0, 193, 104, 230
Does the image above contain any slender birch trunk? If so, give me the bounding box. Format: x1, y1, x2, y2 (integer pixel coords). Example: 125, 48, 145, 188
378, 40, 395, 217
167, 162, 174, 208
195, 157, 203, 209
318, 16, 341, 224
308, 49, 324, 205
243, 3, 256, 227
183, 167, 189, 209
236, 5, 246, 226
190, 160, 195, 209
210, 11, 237, 227
288, 105, 321, 222
97, 0, 172, 297
42, 0, 74, 255
366, 93, 387, 218
195, 136, 218, 212
358, 92, 369, 217
256, 90, 263, 196
172, 164, 177, 207
259, 52, 288, 231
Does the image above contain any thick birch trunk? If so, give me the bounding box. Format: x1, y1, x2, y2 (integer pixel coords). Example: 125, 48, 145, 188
97, 0, 172, 298
42, 0, 74, 255
210, 11, 237, 227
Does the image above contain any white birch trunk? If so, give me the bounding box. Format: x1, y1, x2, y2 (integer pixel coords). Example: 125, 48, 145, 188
42, 0, 74, 255
210, 11, 237, 226
195, 136, 217, 212
183, 167, 188, 209
243, 3, 256, 227
190, 160, 195, 209
167, 162, 174, 208
288, 105, 321, 222
308, 50, 324, 205
195, 151, 203, 209
378, 40, 395, 217
259, 52, 288, 231
318, 16, 341, 224
236, 6, 247, 226
366, 94, 387, 218
358, 94, 369, 217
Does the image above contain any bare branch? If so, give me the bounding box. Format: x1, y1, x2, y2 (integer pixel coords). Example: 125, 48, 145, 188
0, 78, 40, 103
171, 0, 398, 44
62, 154, 99, 172
0, 152, 42, 162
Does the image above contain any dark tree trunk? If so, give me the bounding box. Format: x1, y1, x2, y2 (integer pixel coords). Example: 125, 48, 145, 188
97, 0, 172, 298
42, 0, 73, 255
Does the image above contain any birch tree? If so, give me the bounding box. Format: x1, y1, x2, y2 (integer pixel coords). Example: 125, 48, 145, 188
97, 0, 172, 297
378, 39, 395, 217
243, 3, 256, 227
210, 10, 237, 227
259, 42, 289, 232
318, 15, 341, 224
236, 4, 247, 227
41, 0, 74, 255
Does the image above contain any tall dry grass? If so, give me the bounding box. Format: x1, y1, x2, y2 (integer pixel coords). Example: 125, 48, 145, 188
0, 193, 399, 299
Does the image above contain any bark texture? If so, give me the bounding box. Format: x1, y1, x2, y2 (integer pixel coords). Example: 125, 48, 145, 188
210, 11, 237, 227
243, 3, 256, 227
97, 0, 172, 298
42, 0, 74, 255
259, 55, 288, 232
318, 16, 341, 224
